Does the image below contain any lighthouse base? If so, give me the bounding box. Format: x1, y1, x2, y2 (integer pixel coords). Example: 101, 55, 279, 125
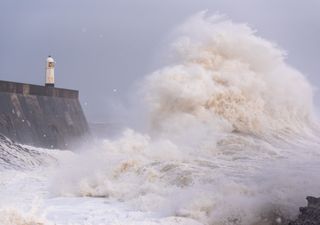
0, 80, 89, 149
45, 83, 55, 87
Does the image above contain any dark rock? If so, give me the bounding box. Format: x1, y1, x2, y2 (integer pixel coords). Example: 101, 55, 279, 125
289, 197, 320, 225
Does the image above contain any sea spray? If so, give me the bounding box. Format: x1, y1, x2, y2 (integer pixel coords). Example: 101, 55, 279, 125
50, 13, 320, 225
145, 12, 315, 140
0, 208, 50, 225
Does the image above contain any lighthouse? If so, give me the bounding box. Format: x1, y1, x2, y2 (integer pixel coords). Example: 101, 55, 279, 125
45, 56, 55, 87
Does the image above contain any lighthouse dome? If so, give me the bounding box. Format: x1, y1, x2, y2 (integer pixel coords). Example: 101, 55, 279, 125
47, 56, 54, 63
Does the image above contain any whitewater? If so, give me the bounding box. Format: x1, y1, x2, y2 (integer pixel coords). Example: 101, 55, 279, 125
1, 12, 320, 225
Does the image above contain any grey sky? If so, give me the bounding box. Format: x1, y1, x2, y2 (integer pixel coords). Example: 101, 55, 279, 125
0, 0, 319, 123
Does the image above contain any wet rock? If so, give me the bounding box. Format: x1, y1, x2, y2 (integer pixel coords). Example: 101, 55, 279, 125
289, 197, 320, 225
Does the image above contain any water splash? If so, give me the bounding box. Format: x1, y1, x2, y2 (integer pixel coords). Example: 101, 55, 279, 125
1, 12, 320, 225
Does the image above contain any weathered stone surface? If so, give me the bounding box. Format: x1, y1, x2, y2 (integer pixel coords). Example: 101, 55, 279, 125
0, 80, 89, 149
289, 197, 320, 225
0, 80, 78, 98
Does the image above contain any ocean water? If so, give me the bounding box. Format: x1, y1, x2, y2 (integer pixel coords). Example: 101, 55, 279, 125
1, 13, 320, 225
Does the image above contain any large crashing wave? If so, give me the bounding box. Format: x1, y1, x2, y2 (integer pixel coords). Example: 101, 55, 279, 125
145, 12, 316, 139
52, 13, 320, 225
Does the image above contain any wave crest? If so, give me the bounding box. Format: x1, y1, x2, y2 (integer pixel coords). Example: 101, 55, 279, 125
145, 12, 315, 138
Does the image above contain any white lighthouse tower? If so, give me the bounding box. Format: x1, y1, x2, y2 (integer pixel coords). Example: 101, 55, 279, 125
45, 56, 55, 87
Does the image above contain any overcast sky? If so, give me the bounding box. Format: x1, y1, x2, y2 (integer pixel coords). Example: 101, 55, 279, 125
0, 0, 319, 123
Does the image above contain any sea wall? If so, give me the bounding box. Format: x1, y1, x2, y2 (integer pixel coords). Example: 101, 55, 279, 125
0, 80, 89, 149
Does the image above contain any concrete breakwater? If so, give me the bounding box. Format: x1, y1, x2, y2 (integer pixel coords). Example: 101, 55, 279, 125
0, 80, 89, 149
